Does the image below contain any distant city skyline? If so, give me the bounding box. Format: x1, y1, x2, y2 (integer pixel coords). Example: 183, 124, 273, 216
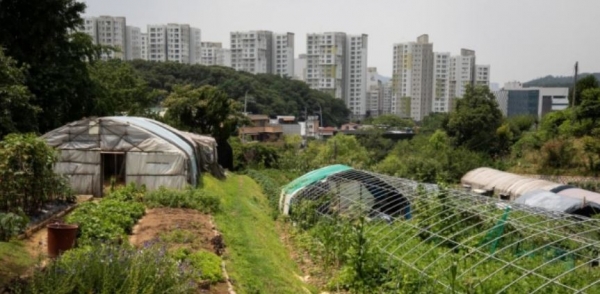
81, 0, 600, 85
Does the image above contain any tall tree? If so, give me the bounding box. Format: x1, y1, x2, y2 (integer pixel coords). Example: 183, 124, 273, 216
445, 85, 503, 153
88, 60, 159, 116
0, 0, 101, 133
0, 49, 40, 138
163, 85, 246, 141
570, 75, 599, 106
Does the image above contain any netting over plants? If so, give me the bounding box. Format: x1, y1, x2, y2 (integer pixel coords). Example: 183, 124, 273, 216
281, 166, 600, 293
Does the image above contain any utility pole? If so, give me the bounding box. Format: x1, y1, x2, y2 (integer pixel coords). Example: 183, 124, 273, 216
316, 103, 323, 140
303, 107, 308, 145
572, 62, 578, 108
244, 90, 249, 114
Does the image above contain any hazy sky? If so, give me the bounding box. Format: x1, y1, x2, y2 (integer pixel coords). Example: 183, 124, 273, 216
83, 0, 600, 85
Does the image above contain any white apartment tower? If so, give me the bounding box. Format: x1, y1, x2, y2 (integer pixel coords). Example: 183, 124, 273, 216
449, 49, 476, 100
230, 31, 273, 74
391, 34, 434, 121
140, 33, 148, 60
273, 33, 295, 77
82, 16, 127, 60
306, 32, 347, 100
476, 65, 491, 87
366, 67, 383, 116
166, 23, 191, 64
347, 34, 368, 117
125, 26, 142, 60
146, 24, 199, 64
189, 28, 202, 64
293, 54, 307, 81
199, 42, 231, 66
432, 52, 451, 113
147, 25, 167, 61
382, 81, 393, 115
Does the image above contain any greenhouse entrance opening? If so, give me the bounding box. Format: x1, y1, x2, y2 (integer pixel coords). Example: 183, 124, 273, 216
101, 152, 125, 187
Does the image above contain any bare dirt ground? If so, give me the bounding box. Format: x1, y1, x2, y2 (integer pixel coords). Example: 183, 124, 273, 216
129, 208, 229, 294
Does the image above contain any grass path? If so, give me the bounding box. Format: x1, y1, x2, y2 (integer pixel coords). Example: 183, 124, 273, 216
205, 174, 314, 294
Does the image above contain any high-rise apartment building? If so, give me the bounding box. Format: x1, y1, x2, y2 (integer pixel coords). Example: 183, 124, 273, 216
125, 26, 142, 60
199, 42, 231, 66
391, 34, 434, 121
146, 24, 199, 63
347, 34, 368, 117
366, 67, 383, 116
166, 23, 190, 63
306, 32, 347, 100
189, 28, 202, 64
293, 54, 307, 81
382, 81, 393, 115
82, 16, 127, 60
476, 65, 491, 87
147, 25, 167, 61
449, 49, 476, 101
432, 52, 451, 113
230, 31, 273, 74
140, 33, 148, 60
273, 33, 294, 77
305, 32, 368, 117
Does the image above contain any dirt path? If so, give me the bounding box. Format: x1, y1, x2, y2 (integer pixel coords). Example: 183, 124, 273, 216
129, 208, 229, 294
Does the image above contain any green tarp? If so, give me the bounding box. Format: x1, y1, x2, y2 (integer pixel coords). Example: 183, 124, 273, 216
282, 164, 352, 196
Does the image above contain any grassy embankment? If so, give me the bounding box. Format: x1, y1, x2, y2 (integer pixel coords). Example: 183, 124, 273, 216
206, 174, 314, 294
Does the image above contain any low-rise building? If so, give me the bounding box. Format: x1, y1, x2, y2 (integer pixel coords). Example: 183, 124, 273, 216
238, 115, 283, 142
493, 82, 569, 118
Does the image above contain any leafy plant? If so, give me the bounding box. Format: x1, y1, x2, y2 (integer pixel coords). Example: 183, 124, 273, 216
0, 133, 74, 214
144, 187, 221, 213
0, 209, 29, 241
23, 244, 198, 294
66, 199, 145, 245
171, 248, 224, 284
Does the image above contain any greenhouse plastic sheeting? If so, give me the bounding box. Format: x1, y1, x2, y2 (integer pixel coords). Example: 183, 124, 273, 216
279, 164, 352, 214
515, 189, 600, 216
107, 116, 198, 186
461, 167, 565, 199
41, 117, 208, 196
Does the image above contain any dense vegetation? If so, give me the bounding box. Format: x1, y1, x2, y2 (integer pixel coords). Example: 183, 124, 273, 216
524, 73, 600, 88
284, 186, 600, 293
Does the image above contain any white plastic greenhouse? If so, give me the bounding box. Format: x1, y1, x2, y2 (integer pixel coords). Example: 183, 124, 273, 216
42, 116, 222, 196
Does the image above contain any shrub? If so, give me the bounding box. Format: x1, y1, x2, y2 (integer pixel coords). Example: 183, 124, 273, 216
0, 133, 73, 214
144, 187, 221, 213
171, 248, 224, 284
540, 139, 576, 169
23, 245, 198, 294
0, 209, 29, 241
105, 182, 146, 202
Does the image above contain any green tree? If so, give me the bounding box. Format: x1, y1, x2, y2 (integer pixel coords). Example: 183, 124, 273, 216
576, 88, 600, 127
163, 85, 246, 141
365, 114, 415, 130
310, 134, 370, 169
88, 60, 158, 116
445, 85, 503, 153
129, 61, 351, 127
0, 0, 103, 133
0, 49, 40, 138
420, 112, 449, 135
570, 75, 599, 106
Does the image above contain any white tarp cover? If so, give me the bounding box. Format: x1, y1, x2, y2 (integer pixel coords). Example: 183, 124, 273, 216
461, 167, 565, 199
515, 189, 600, 214
41, 117, 200, 196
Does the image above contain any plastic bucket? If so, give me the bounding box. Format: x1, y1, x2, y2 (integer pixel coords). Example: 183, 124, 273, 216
47, 223, 78, 258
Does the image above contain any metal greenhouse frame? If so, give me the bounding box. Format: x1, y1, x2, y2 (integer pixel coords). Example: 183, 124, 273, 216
281, 166, 600, 293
